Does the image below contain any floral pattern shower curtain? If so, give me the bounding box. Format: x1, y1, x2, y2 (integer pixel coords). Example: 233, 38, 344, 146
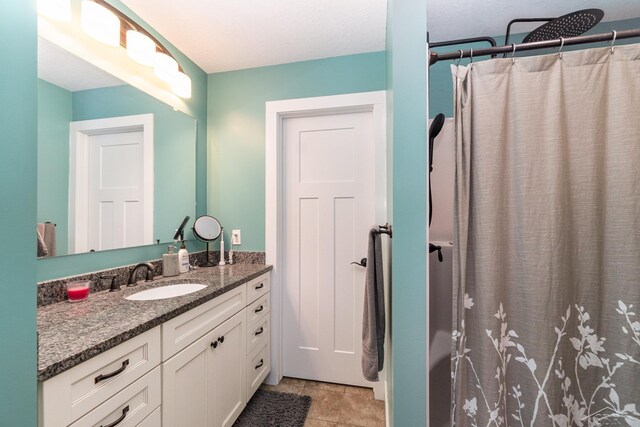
451, 44, 640, 427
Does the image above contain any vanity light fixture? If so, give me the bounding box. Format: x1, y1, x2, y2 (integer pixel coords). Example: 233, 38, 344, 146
37, 0, 72, 22
171, 71, 192, 99
154, 52, 179, 83
80, 0, 120, 47
75, 0, 192, 99
126, 30, 156, 67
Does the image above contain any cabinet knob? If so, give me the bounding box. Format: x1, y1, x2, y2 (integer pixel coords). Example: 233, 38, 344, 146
255, 305, 264, 313
211, 341, 218, 349
255, 359, 264, 370
255, 283, 264, 290
218, 336, 225, 344
254, 327, 264, 336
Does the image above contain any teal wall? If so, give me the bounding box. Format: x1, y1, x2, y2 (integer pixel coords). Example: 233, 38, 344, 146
38, 79, 72, 255
429, 17, 640, 118
207, 52, 386, 247
37, 0, 208, 281
0, 1, 37, 425
387, 0, 428, 425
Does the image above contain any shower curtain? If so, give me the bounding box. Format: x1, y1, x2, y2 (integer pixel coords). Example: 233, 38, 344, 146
451, 44, 640, 427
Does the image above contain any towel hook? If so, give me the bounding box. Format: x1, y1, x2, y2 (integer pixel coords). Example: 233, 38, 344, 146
511, 43, 517, 64
610, 30, 617, 54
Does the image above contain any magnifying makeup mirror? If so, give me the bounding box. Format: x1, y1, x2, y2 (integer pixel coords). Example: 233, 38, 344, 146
192, 215, 222, 267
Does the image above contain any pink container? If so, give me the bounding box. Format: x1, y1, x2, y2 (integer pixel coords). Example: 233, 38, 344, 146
67, 281, 91, 302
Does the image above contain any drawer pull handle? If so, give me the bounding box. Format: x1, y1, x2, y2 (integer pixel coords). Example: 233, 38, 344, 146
254, 327, 264, 336
211, 341, 218, 349
95, 359, 129, 384
254, 305, 264, 313
218, 336, 225, 344
255, 359, 264, 370
255, 283, 264, 290
100, 405, 129, 427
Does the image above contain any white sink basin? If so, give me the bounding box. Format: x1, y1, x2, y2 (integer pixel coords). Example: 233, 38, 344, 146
126, 283, 206, 301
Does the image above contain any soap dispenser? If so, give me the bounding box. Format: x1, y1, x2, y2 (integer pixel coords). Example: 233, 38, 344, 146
163, 245, 180, 277
178, 240, 190, 273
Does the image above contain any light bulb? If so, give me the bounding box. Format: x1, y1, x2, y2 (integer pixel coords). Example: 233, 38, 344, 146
171, 71, 192, 99
37, 0, 71, 22
81, 1, 120, 47
154, 52, 178, 83
126, 30, 156, 67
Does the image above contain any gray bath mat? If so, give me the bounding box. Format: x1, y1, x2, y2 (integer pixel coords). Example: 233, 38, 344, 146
234, 390, 312, 427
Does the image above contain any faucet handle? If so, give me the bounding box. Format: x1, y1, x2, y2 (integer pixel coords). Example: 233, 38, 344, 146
99, 275, 119, 292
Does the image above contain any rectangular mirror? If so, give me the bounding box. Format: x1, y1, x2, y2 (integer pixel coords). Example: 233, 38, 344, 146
37, 36, 196, 257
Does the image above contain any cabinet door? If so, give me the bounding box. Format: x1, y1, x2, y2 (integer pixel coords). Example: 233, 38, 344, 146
212, 310, 247, 427
162, 329, 216, 427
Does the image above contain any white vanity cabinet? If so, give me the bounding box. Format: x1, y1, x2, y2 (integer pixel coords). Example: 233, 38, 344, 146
38, 327, 161, 427
162, 309, 246, 427
38, 271, 271, 427
244, 274, 271, 399
161, 271, 271, 427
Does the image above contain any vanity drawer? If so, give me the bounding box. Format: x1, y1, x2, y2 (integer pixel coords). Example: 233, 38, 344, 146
246, 292, 270, 332
136, 407, 161, 427
247, 312, 270, 354
246, 273, 270, 304
162, 284, 246, 360
39, 327, 160, 427
247, 339, 271, 399
69, 366, 161, 427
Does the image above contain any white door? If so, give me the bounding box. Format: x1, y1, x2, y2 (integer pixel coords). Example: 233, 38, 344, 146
69, 114, 153, 254
283, 111, 375, 387
87, 130, 145, 252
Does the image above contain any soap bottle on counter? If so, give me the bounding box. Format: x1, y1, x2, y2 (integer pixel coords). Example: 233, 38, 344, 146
163, 245, 180, 277
178, 240, 190, 273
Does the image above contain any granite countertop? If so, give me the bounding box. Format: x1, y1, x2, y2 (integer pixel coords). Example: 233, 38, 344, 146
37, 263, 272, 381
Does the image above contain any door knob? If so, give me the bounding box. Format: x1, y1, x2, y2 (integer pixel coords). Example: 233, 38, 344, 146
351, 258, 367, 268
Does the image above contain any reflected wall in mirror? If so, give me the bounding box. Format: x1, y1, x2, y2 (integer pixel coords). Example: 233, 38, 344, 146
37, 37, 196, 257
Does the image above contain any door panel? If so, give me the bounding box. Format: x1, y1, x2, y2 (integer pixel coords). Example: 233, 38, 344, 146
283, 111, 374, 387
87, 130, 146, 251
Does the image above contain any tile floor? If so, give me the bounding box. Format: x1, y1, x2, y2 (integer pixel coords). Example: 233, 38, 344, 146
259, 377, 386, 427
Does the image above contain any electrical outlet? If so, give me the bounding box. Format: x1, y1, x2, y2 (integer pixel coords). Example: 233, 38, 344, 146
231, 229, 241, 245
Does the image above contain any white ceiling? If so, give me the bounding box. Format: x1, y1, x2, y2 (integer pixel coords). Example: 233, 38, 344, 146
119, 1, 639, 74
38, 37, 124, 91
121, 0, 388, 73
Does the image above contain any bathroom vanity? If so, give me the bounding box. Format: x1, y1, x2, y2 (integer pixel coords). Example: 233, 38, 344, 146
37, 265, 271, 427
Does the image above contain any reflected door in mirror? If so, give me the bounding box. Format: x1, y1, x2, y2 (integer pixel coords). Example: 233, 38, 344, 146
69, 114, 154, 253
87, 130, 146, 251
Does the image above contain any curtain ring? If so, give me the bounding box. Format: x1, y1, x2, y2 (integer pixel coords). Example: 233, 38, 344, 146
610, 30, 617, 54
469, 48, 473, 64
455, 49, 464, 66
558, 37, 565, 60
511, 43, 517, 64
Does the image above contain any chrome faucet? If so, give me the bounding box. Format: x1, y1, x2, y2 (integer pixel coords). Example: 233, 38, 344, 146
128, 262, 155, 286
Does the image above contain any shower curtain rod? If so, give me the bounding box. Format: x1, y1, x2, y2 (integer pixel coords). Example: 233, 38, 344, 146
429, 28, 640, 66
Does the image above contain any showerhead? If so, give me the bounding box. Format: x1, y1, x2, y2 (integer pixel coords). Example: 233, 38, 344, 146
522, 9, 604, 43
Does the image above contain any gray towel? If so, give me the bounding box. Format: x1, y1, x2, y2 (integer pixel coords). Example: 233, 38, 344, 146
37, 224, 48, 257
361, 227, 385, 382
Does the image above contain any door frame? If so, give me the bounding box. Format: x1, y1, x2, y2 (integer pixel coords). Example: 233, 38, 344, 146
68, 114, 154, 253
265, 91, 387, 393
